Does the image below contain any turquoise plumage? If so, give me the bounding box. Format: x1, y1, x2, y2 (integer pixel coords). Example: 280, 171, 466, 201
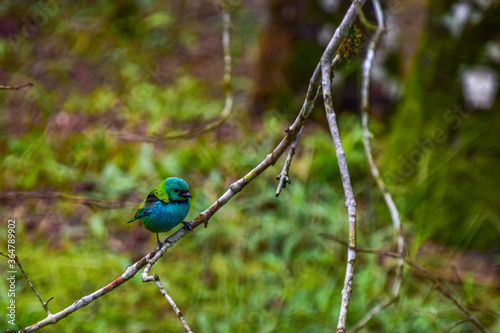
128, 177, 192, 248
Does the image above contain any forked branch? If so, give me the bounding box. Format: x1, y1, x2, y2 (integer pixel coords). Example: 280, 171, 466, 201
353, 0, 405, 330
319, 1, 367, 331
7, 2, 373, 332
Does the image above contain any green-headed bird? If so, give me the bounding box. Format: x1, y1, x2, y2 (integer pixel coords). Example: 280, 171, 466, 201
128, 177, 192, 248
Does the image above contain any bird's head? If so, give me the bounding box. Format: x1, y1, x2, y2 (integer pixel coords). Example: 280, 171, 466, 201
165, 177, 191, 202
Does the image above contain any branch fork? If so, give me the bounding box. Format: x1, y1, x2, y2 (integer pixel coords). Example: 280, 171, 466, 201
141, 246, 193, 333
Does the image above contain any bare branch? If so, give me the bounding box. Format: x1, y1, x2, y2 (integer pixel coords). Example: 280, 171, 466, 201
150, 277, 193, 333
404, 261, 491, 333
352, 0, 378, 30
13, 10, 324, 333
0, 191, 126, 210
351, 298, 395, 332
12, 3, 377, 331
16, 249, 156, 332
320, 237, 492, 333
14, 66, 315, 332
443, 319, 473, 332
155, 8, 233, 141
354, 0, 406, 330
0, 82, 33, 90
141, 247, 193, 333
319, 1, 367, 331
0, 254, 53, 316
275, 127, 301, 196
115, 8, 233, 143
275, 54, 341, 197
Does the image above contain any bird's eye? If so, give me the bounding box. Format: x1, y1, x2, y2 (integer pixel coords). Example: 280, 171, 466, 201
174, 189, 180, 193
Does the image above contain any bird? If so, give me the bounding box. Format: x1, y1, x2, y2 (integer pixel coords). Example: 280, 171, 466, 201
128, 177, 192, 249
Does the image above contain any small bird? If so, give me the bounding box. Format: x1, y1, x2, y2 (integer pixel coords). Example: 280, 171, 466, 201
128, 177, 192, 249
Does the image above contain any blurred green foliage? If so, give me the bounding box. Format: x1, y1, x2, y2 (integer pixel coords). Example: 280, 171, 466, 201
0, 1, 499, 332
382, 2, 500, 252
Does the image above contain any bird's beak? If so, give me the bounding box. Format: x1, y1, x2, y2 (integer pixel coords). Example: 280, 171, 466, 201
180, 191, 192, 198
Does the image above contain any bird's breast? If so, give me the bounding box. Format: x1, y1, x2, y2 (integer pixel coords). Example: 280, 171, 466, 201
141, 200, 190, 233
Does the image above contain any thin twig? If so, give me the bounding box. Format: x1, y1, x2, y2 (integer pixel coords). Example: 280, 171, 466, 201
275, 54, 341, 197
0, 82, 33, 90
443, 319, 472, 332
275, 127, 302, 196
0, 254, 53, 315
115, 9, 233, 143
320, 236, 492, 333
158, 8, 233, 140
352, 0, 378, 30
351, 298, 395, 331
16, 248, 158, 332
404, 261, 491, 333
141, 246, 193, 332
319, 1, 367, 331
0, 191, 126, 210
152, 277, 193, 333
353, 0, 406, 331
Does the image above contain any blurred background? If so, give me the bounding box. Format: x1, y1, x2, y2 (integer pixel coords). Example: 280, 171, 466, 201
0, 0, 499, 332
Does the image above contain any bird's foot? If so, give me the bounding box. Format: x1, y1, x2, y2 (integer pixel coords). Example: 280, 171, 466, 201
156, 233, 163, 250
182, 221, 193, 231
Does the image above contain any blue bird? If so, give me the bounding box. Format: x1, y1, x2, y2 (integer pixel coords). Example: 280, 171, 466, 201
128, 177, 192, 248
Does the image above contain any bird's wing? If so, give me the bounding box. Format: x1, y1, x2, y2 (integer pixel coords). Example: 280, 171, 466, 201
127, 190, 169, 223
128, 181, 170, 223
